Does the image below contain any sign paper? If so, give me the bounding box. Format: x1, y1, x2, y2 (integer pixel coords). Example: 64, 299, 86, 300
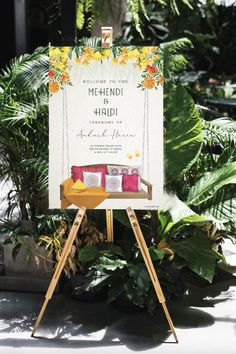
49, 46, 163, 209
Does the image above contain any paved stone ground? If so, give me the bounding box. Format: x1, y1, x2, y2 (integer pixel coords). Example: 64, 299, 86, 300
0, 274, 235, 354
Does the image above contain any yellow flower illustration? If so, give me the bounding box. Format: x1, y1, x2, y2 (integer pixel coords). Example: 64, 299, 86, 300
84, 47, 94, 56
62, 47, 71, 54
49, 47, 73, 93
76, 55, 90, 65
119, 58, 128, 65
127, 153, 133, 160
135, 151, 141, 158
49, 81, 60, 94
128, 49, 140, 59
121, 47, 128, 54
140, 47, 150, 56
140, 57, 154, 69
49, 47, 61, 57
94, 51, 103, 60
102, 49, 112, 57
75, 57, 82, 64
143, 77, 156, 89
51, 60, 66, 71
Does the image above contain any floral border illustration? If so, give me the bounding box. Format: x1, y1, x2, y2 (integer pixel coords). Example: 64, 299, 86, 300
49, 46, 164, 95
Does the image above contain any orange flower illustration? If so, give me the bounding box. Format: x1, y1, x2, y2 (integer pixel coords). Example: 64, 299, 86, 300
146, 65, 157, 74
157, 76, 164, 85
60, 71, 70, 83
49, 81, 60, 93
143, 77, 156, 89
49, 69, 55, 78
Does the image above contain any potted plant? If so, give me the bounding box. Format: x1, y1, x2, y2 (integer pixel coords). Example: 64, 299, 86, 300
69, 203, 226, 313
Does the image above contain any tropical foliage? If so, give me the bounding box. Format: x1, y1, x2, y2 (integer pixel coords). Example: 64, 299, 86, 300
0, 15, 235, 311
70, 37, 235, 310
0, 47, 48, 219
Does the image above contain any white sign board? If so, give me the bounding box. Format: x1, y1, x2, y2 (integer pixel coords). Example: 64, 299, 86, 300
49, 46, 163, 209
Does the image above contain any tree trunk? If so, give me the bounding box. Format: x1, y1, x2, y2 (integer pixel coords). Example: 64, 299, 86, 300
92, 0, 127, 39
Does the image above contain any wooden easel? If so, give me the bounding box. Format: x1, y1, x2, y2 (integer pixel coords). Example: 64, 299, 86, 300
34, 28, 178, 341
31, 206, 178, 342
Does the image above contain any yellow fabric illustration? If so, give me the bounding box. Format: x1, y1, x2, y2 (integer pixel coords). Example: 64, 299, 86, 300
61, 178, 111, 209
71, 179, 86, 192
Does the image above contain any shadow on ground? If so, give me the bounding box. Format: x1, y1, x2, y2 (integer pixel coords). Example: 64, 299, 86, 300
0, 275, 235, 351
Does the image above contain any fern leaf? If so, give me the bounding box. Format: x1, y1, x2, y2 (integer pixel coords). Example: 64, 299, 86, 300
139, 0, 149, 21
128, 0, 144, 38
181, 0, 193, 10
76, 1, 85, 30
85, 0, 92, 12
161, 38, 193, 52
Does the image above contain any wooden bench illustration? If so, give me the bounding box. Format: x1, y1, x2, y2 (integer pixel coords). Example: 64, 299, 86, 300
60, 164, 152, 208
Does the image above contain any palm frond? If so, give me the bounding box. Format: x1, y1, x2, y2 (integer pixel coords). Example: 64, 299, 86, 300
203, 117, 236, 149
2, 92, 48, 123
200, 184, 236, 223
0, 47, 48, 93
21, 157, 48, 193
187, 162, 236, 207
217, 147, 236, 166
15, 54, 48, 91
79, 36, 101, 47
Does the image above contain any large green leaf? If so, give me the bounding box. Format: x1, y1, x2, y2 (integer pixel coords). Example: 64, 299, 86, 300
158, 210, 174, 236
187, 162, 236, 206
169, 235, 219, 282
165, 84, 203, 181
201, 184, 236, 222
113, 210, 131, 228
149, 246, 165, 262
78, 245, 100, 262
161, 191, 200, 223
169, 214, 208, 236
129, 263, 151, 291
91, 256, 127, 272
159, 194, 208, 238
73, 272, 110, 293
124, 280, 145, 307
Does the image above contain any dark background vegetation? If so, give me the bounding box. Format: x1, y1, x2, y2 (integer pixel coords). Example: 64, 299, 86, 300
1, 1, 236, 76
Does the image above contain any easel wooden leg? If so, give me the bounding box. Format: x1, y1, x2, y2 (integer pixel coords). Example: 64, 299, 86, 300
126, 207, 178, 343
106, 209, 114, 243
31, 206, 86, 337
